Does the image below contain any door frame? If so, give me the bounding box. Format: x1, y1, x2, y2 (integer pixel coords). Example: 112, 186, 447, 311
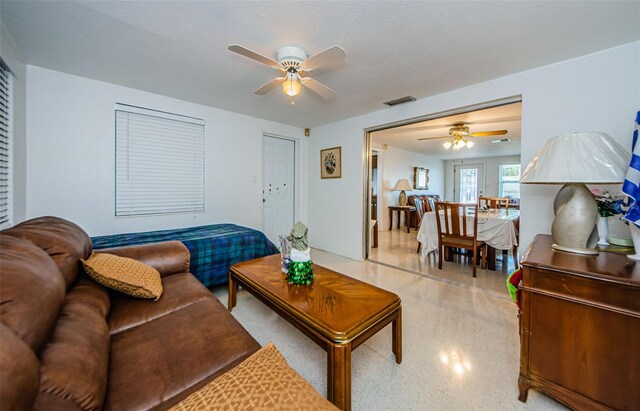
262, 133, 300, 237
362, 95, 522, 259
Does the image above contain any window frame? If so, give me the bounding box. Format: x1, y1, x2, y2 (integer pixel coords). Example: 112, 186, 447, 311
498, 163, 521, 200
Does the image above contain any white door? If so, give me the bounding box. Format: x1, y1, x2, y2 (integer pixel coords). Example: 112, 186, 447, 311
454, 163, 485, 203
263, 135, 295, 245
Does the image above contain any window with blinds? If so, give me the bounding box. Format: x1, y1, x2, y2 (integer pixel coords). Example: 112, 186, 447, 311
115, 104, 205, 216
0, 63, 12, 228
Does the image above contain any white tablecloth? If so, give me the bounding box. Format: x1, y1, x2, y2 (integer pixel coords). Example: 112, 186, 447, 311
417, 209, 519, 257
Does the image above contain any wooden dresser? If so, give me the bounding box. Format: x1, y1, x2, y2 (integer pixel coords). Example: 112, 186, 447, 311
519, 235, 640, 410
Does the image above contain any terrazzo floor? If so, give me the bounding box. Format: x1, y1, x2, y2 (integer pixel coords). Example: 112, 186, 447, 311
213, 248, 566, 411
370, 228, 518, 299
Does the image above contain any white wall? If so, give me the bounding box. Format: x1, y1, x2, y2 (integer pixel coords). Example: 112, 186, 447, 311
376, 145, 445, 231
26, 66, 306, 236
307, 41, 640, 260
1, 22, 27, 224
444, 155, 521, 201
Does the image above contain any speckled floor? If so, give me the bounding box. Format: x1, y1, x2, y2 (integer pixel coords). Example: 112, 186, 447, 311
214, 248, 566, 411
370, 228, 518, 299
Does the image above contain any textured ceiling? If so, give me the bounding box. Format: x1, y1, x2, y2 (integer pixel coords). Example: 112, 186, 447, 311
2, 1, 639, 128
372, 102, 521, 160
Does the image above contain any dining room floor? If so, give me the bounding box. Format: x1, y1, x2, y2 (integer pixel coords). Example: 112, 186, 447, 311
369, 228, 518, 299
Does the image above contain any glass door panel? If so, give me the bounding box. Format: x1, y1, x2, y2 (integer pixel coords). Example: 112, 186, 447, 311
454, 164, 485, 203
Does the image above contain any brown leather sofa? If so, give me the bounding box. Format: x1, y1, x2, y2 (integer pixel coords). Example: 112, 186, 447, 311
0, 216, 261, 410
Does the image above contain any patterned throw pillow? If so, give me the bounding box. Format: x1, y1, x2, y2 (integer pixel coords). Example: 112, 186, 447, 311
81, 253, 163, 300
171, 343, 337, 411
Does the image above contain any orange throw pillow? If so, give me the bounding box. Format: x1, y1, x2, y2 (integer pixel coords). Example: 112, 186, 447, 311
81, 252, 162, 300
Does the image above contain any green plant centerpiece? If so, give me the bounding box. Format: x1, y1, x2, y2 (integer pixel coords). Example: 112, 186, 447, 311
286, 221, 314, 285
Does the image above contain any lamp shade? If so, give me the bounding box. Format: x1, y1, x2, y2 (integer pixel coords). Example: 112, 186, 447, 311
393, 179, 413, 191
520, 132, 630, 184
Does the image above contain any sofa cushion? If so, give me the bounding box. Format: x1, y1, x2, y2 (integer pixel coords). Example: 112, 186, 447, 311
105, 298, 261, 411
82, 252, 163, 300
0, 235, 66, 352
108, 272, 212, 334
35, 280, 111, 411
171, 342, 337, 411
2, 216, 92, 289
0, 322, 41, 411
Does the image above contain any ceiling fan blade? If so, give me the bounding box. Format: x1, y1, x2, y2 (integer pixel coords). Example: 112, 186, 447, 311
254, 78, 285, 95
469, 130, 508, 137
302, 46, 346, 71
417, 135, 451, 141
228, 44, 280, 69
301, 77, 336, 99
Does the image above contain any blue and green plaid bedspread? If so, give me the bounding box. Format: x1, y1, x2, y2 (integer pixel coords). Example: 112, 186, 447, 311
91, 224, 279, 287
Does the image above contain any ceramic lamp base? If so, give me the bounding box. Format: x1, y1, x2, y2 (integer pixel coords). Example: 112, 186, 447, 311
551, 183, 599, 255
552, 243, 599, 255
399, 191, 407, 206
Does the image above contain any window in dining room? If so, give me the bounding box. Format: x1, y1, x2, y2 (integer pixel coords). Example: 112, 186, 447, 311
499, 164, 521, 199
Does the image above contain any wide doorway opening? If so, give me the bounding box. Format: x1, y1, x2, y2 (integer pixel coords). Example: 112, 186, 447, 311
365, 98, 522, 297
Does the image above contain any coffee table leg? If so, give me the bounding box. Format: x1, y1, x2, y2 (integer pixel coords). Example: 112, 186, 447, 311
228, 273, 237, 311
392, 307, 402, 364
327, 343, 351, 411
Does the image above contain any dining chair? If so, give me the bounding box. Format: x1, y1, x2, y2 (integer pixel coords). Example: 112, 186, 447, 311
434, 202, 486, 277
479, 197, 509, 210
415, 200, 426, 253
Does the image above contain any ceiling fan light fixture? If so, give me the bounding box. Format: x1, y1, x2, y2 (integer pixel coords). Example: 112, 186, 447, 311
443, 141, 452, 150
282, 75, 301, 97
465, 140, 474, 148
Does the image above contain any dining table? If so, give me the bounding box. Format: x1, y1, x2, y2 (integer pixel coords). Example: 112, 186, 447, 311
416, 208, 519, 270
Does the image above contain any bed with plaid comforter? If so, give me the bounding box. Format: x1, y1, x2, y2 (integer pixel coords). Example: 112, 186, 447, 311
91, 224, 279, 287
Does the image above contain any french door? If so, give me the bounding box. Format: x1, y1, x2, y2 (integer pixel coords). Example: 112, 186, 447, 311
454, 163, 485, 203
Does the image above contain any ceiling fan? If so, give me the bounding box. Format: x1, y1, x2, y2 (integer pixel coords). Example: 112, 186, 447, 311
228, 44, 346, 103
417, 122, 508, 150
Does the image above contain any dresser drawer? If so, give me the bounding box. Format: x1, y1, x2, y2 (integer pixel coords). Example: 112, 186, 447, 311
524, 267, 640, 315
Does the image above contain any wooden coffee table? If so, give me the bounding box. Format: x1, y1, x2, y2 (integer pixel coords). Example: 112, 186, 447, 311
228, 254, 402, 411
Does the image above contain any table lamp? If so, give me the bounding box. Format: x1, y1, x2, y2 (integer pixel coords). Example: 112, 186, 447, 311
393, 179, 413, 206
520, 132, 629, 255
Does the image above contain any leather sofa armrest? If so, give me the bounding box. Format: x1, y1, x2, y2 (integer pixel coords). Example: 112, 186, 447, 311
97, 241, 190, 278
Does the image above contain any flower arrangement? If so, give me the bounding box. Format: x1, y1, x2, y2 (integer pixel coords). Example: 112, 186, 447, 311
323, 152, 337, 175
591, 189, 624, 217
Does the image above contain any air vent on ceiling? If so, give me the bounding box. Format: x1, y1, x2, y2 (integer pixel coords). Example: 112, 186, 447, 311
491, 138, 512, 144
383, 96, 416, 107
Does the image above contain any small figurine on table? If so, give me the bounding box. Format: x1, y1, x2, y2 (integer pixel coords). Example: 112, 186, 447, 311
286, 221, 314, 285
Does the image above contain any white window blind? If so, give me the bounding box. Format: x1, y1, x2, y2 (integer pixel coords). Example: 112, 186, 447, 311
115, 104, 205, 216
0, 64, 12, 228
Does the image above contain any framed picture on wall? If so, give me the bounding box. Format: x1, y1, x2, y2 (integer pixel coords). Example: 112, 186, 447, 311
414, 167, 429, 190
321, 146, 342, 179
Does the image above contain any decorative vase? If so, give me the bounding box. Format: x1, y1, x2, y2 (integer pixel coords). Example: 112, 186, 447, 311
596, 216, 610, 246
628, 224, 640, 261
